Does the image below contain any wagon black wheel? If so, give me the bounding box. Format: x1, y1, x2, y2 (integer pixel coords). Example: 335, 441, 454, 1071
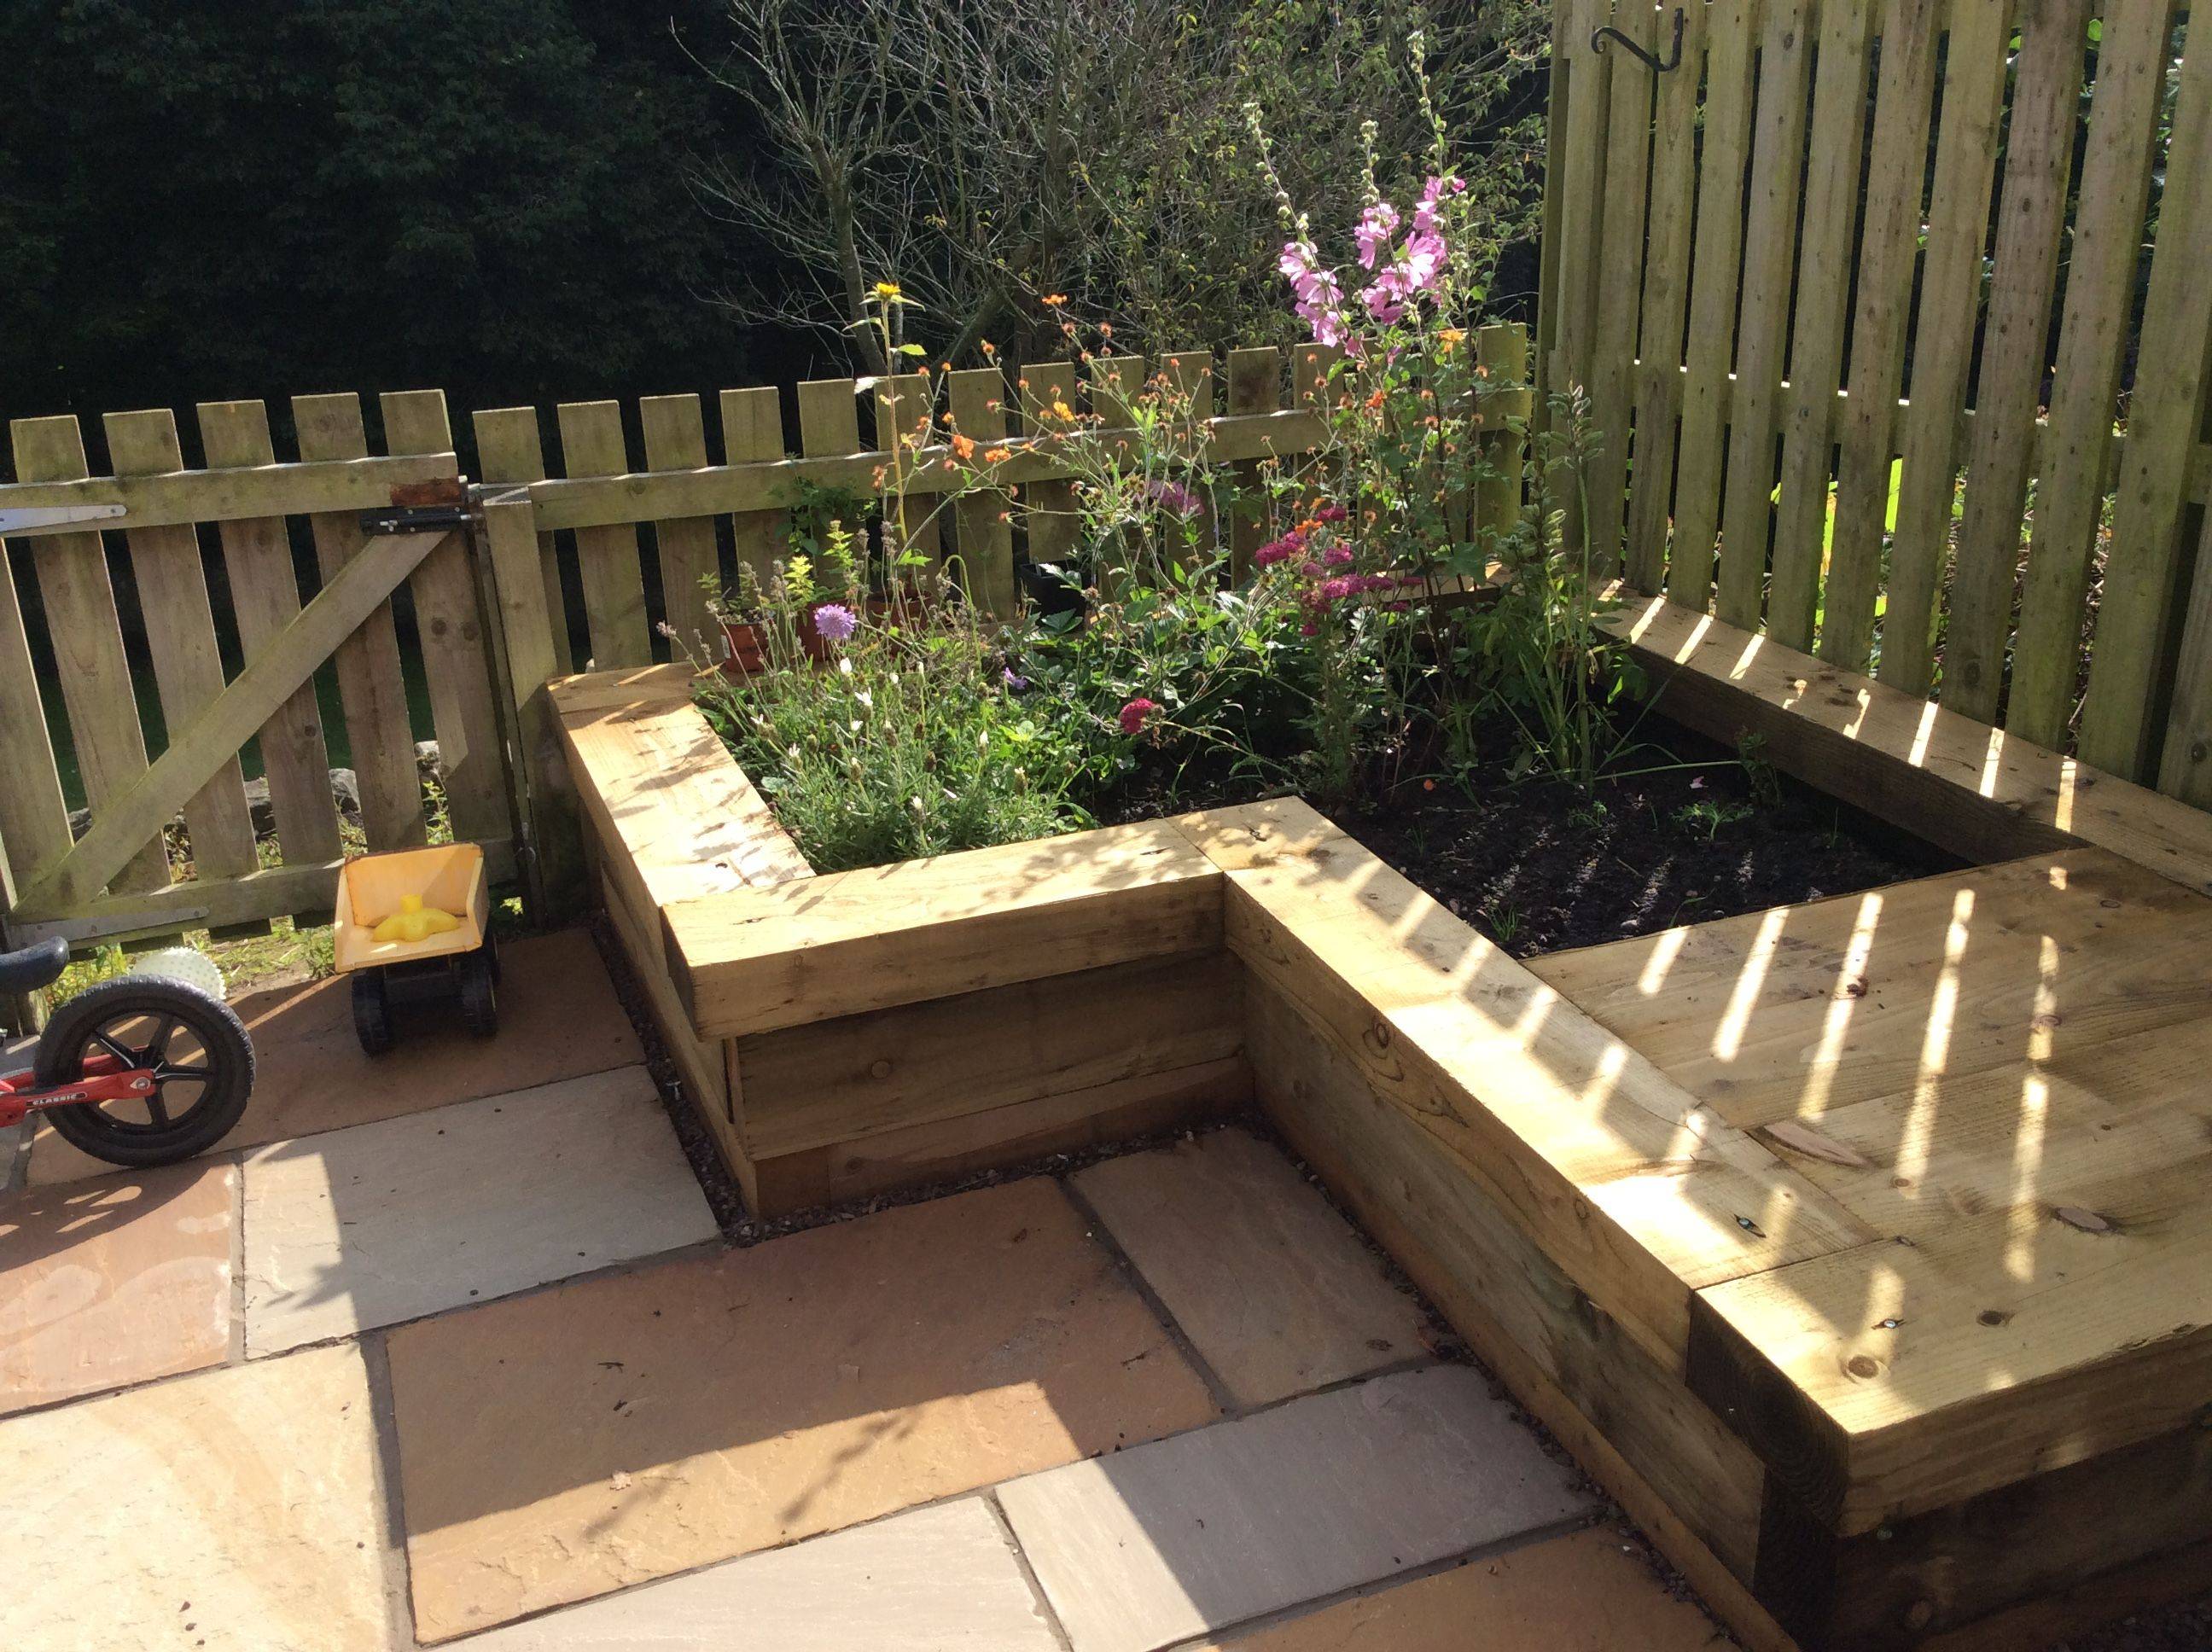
34, 979, 253, 1168
458, 950, 498, 1038
352, 970, 394, 1056
483, 928, 502, 987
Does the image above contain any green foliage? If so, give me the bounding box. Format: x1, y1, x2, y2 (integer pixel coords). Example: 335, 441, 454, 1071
0, 1, 746, 428
697, 530, 1096, 872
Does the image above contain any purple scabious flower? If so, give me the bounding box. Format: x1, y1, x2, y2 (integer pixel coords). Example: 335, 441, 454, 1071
1002, 667, 1030, 691
812, 602, 859, 644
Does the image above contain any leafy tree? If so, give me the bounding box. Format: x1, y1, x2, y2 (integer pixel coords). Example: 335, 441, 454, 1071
696, 0, 1548, 369
0, 0, 754, 444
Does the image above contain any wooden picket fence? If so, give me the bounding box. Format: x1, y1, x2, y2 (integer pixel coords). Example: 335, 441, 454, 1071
0, 331, 1531, 958
1542, 0, 2212, 795
0, 393, 516, 951
470, 329, 1530, 675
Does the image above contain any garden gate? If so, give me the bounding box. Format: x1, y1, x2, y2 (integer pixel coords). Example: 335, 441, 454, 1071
0, 393, 525, 961
1541, 0, 2212, 794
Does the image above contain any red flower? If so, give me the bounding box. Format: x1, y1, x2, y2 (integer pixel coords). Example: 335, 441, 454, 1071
1118, 697, 1160, 736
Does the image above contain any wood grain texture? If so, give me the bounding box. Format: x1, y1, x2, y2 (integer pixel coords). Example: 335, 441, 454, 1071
736, 951, 1241, 1158
101, 409, 258, 883
1178, 800, 1874, 1376
293, 392, 425, 850
10, 415, 172, 894
197, 399, 343, 870
666, 817, 1224, 1040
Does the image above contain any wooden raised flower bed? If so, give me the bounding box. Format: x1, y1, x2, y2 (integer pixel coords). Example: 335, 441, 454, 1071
549, 614, 2212, 1652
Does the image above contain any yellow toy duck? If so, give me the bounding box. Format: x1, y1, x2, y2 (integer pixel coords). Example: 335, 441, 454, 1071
372, 893, 461, 945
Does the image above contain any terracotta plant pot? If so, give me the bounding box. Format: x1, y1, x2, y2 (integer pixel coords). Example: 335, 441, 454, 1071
718, 617, 768, 678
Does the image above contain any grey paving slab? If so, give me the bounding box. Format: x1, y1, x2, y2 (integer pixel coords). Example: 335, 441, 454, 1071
241, 1064, 717, 1355
448, 1498, 1061, 1650
998, 1364, 1596, 1652
1073, 1126, 1431, 1405
0, 1345, 390, 1652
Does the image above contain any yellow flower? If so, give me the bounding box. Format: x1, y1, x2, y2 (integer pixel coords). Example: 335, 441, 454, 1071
1051, 398, 1075, 422
1436, 327, 1466, 355
873, 280, 903, 300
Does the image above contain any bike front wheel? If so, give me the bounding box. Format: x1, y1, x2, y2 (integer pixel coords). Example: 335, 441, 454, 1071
34, 978, 255, 1167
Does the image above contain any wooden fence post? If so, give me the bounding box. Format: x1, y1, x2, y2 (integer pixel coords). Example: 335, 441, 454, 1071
478, 495, 583, 921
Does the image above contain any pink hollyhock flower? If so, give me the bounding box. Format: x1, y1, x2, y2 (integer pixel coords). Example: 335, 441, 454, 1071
1401, 228, 1447, 293
1412, 174, 1466, 238
1354, 201, 1401, 270
1118, 696, 1160, 736
1278, 238, 1318, 281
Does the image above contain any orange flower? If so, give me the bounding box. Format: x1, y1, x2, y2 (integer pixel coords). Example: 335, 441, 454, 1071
1098, 322, 1114, 339
950, 433, 976, 461
981, 339, 998, 357
1050, 398, 1076, 422
1044, 293, 1068, 307
983, 446, 1012, 463
1364, 389, 1386, 412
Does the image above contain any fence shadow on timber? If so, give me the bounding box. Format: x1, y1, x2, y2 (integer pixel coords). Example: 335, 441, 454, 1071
0, 332, 1531, 954
1541, 0, 2212, 797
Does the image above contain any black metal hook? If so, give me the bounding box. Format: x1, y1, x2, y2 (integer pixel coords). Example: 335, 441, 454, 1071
1592, 7, 1686, 73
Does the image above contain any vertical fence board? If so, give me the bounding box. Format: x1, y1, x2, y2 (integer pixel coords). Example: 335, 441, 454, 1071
719, 386, 787, 593
556, 401, 653, 668
946, 369, 1016, 615
1942, 0, 2091, 723
1022, 361, 1081, 567
1822, 0, 1944, 669
198, 400, 342, 870
473, 405, 573, 677
875, 374, 944, 567
382, 391, 508, 848
293, 393, 427, 850
1477, 323, 1532, 539
1159, 350, 1220, 562
637, 393, 723, 652
1553, 0, 1617, 417
1623, 0, 1709, 590
1668, 0, 1764, 608
2085, 18, 2212, 777
1768, 0, 1875, 649
102, 410, 259, 885
2009, 0, 2180, 747
1876, 0, 2011, 694
10, 416, 172, 893
1584, 0, 1656, 575
480, 495, 580, 913
1225, 346, 1284, 581
1716, 0, 1815, 631
0, 540, 75, 892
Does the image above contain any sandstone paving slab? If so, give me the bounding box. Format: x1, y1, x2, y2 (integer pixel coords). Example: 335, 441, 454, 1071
1072, 1125, 1430, 1405
0, 1343, 390, 1652
386, 1175, 1218, 1643
998, 1364, 1597, 1652
31, 928, 641, 1184
242, 1063, 715, 1355
450, 1498, 1062, 1650
1203, 1527, 1733, 1649
1, 1159, 235, 1415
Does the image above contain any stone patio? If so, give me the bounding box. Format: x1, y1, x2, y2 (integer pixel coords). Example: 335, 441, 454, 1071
0, 927, 1742, 1651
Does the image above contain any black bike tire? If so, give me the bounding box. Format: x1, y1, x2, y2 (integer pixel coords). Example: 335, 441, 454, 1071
33, 978, 254, 1167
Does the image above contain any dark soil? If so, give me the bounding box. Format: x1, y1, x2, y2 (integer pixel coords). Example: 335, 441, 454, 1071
1338, 724, 1959, 957
1104, 717, 1957, 959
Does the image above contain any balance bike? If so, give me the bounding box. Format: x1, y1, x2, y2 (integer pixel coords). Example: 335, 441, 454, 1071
0, 937, 255, 1167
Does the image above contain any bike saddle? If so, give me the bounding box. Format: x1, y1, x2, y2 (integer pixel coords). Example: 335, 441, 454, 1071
0, 936, 69, 995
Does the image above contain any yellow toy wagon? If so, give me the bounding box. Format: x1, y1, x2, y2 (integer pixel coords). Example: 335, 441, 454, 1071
331, 843, 499, 1054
